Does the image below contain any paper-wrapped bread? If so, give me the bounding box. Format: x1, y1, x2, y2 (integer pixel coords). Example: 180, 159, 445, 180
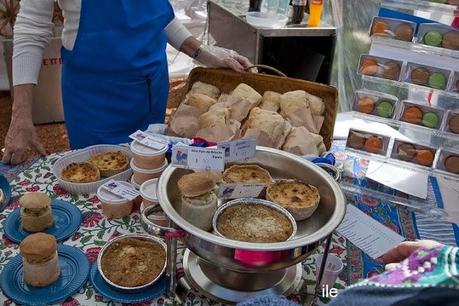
305, 92, 325, 115
282, 126, 326, 156
259, 91, 281, 112
231, 83, 262, 106
185, 93, 217, 110
243, 107, 291, 149
189, 81, 220, 99
199, 108, 231, 129
170, 104, 207, 138
221, 84, 262, 121
280, 90, 317, 133
196, 120, 241, 143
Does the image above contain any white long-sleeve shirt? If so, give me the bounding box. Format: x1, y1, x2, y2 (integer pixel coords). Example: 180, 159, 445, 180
13, 0, 192, 86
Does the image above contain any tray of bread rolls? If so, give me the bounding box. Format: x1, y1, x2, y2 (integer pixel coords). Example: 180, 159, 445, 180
168, 67, 338, 155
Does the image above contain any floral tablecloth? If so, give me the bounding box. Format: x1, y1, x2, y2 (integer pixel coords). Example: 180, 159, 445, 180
0, 154, 349, 306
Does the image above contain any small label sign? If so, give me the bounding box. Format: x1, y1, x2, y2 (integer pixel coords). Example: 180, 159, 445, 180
102, 180, 139, 201
171, 146, 225, 171
129, 130, 168, 151
217, 183, 265, 199
218, 138, 257, 163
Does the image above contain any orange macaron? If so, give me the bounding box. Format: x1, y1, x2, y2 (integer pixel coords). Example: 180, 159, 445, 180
357, 96, 376, 114
360, 58, 379, 76
364, 136, 383, 154
416, 149, 434, 166
403, 106, 423, 124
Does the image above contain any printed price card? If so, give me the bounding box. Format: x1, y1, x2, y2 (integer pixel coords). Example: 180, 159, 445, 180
102, 180, 139, 201
171, 146, 225, 171
129, 130, 168, 150
218, 138, 257, 163
217, 183, 265, 199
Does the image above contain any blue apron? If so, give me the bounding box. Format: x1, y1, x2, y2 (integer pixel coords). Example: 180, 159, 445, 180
61, 0, 174, 149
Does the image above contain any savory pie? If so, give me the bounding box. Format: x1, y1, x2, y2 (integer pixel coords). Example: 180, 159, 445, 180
61, 162, 100, 183
216, 203, 293, 243
88, 151, 129, 177
101, 237, 166, 287
266, 179, 320, 221
222, 164, 272, 185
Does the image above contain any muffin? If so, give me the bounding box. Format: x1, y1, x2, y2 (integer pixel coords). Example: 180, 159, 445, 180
411, 67, 430, 86
403, 106, 423, 124
20, 192, 53, 232
394, 24, 413, 42
382, 61, 401, 80
397, 143, 417, 161
20, 233, 60, 287
442, 31, 459, 50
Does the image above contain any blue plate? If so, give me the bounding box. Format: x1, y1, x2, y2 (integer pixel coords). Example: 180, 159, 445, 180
0, 175, 12, 211
4, 199, 82, 243
90, 264, 167, 303
0, 244, 90, 306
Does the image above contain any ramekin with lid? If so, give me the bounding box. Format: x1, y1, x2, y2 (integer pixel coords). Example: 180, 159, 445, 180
130, 159, 168, 185
139, 178, 159, 208
130, 140, 168, 169
96, 181, 134, 219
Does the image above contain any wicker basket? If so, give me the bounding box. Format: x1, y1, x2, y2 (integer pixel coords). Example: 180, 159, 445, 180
175, 67, 338, 150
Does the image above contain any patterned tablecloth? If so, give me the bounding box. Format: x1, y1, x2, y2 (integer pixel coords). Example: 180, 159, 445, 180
0, 153, 348, 306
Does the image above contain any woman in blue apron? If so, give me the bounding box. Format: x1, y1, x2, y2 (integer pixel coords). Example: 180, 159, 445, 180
3, 0, 251, 164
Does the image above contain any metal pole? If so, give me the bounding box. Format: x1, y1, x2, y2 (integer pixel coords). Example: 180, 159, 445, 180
313, 234, 333, 303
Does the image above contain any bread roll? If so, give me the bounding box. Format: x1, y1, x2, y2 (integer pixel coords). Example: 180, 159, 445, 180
170, 103, 207, 138
282, 126, 326, 156
259, 91, 281, 112
199, 108, 230, 129
185, 93, 217, 110
178, 172, 216, 197
196, 120, 241, 143
231, 83, 262, 107
20, 233, 60, 287
305, 92, 325, 115
280, 90, 309, 116
189, 81, 220, 99
20, 192, 53, 232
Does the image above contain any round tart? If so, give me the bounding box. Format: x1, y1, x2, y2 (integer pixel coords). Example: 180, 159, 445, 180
61, 162, 100, 183
88, 151, 129, 177
223, 164, 272, 185
266, 179, 320, 221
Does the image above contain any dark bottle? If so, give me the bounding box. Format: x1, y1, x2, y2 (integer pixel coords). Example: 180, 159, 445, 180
291, 0, 307, 24
249, 0, 262, 12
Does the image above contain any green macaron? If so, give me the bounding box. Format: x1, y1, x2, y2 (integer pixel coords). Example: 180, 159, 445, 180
424, 31, 443, 47
422, 111, 440, 128
428, 72, 447, 89
376, 100, 394, 118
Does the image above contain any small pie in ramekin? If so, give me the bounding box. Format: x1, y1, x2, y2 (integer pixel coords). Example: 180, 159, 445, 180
61, 162, 100, 183
88, 151, 129, 177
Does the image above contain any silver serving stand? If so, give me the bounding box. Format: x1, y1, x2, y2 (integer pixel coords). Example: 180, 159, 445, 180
146, 147, 345, 305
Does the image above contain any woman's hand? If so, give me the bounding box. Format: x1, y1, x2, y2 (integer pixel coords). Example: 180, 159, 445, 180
379, 240, 443, 269
196, 45, 252, 72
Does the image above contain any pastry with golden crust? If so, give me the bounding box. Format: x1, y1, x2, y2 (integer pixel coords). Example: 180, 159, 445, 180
223, 164, 272, 185
61, 162, 100, 183
88, 151, 129, 177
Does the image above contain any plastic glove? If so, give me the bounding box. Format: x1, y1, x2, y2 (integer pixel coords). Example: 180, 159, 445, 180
195, 45, 252, 72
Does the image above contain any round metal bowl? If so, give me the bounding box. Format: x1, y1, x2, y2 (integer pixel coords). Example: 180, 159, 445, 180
212, 198, 297, 242
158, 146, 346, 273
141, 205, 171, 238
97, 234, 167, 292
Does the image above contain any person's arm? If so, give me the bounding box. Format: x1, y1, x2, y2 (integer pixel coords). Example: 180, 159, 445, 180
164, 18, 251, 72
2, 0, 54, 164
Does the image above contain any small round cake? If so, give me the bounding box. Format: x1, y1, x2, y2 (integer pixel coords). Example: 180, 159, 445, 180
403, 106, 423, 124
448, 114, 459, 134
364, 137, 383, 154
382, 61, 401, 80
397, 143, 417, 161
411, 67, 430, 86
360, 58, 379, 76
372, 21, 390, 37
376, 101, 394, 118
416, 149, 435, 166
357, 96, 375, 114
422, 112, 440, 129
445, 155, 459, 174
442, 31, 459, 50
423, 31, 443, 47
394, 24, 414, 42
428, 72, 447, 89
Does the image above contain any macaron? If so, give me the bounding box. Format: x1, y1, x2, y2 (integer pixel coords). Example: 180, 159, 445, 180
360, 58, 379, 76
411, 67, 430, 86
372, 21, 390, 37
364, 136, 383, 154
445, 155, 459, 174
423, 31, 443, 47
397, 143, 417, 161
382, 61, 401, 80
348, 131, 366, 150
376, 100, 394, 118
403, 106, 423, 124
394, 24, 414, 42
428, 72, 447, 89
416, 149, 434, 166
357, 96, 375, 114
442, 31, 459, 50
448, 113, 459, 134
422, 111, 440, 129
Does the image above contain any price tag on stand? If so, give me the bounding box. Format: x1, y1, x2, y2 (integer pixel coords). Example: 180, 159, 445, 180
217, 183, 265, 199
129, 130, 168, 150
101, 180, 139, 201
218, 138, 257, 163
171, 146, 225, 171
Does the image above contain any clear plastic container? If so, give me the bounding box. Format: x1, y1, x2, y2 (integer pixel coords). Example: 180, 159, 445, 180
398, 100, 445, 130
140, 178, 159, 208
403, 62, 452, 90
390, 139, 437, 168
346, 129, 391, 157
369, 16, 416, 42
352, 90, 399, 119
434, 148, 459, 176
97, 181, 134, 219
358, 54, 404, 81
131, 159, 168, 185
416, 23, 459, 51
130, 140, 168, 170
246, 12, 288, 28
